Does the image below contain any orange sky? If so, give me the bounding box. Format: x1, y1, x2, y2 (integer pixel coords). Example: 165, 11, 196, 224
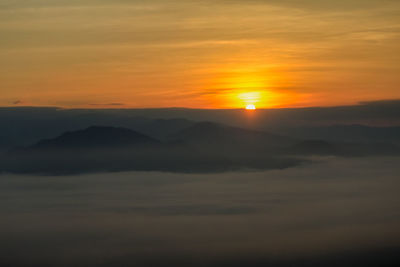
1, 0, 400, 109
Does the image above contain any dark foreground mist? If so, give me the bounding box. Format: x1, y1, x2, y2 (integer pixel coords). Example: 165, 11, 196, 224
1, 157, 399, 267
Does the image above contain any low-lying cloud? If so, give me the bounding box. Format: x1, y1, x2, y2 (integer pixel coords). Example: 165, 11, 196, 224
0, 156, 399, 266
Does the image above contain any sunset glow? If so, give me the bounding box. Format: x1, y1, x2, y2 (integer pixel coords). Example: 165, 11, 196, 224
239, 91, 261, 105
1, 1, 400, 265
0, 0, 399, 109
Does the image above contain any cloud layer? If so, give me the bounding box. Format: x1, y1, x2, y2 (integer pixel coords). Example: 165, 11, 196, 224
0, 156, 399, 266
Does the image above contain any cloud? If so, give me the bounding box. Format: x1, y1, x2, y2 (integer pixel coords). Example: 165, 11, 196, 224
358, 99, 400, 106
88, 103, 125, 106
216, 0, 400, 11
0, 157, 400, 266
1, 0, 399, 109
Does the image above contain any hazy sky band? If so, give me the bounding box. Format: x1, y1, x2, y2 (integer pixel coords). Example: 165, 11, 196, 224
1, 0, 399, 108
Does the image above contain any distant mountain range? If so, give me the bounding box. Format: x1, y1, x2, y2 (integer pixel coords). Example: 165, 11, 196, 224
31, 126, 160, 150
1, 106, 400, 151
1, 121, 399, 175
278, 125, 400, 143
168, 121, 295, 156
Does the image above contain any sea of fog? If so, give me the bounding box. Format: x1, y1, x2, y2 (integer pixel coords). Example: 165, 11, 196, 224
1, 157, 400, 267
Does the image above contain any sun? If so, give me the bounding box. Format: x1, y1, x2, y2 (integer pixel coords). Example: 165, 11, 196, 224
245, 104, 256, 110
238, 92, 260, 110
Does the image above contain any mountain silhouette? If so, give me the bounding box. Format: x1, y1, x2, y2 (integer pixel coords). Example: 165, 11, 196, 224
169, 121, 295, 155
30, 126, 160, 150
2, 122, 399, 175
290, 139, 338, 155
1, 124, 304, 174
280, 124, 400, 143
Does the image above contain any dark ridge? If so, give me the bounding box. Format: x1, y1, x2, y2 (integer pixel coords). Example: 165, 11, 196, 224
2, 121, 399, 175
290, 139, 338, 155
281, 124, 400, 143
170, 121, 293, 146
31, 126, 160, 150
1, 124, 305, 175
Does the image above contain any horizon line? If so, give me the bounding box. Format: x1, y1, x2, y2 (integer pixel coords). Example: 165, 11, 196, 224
1, 98, 400, 111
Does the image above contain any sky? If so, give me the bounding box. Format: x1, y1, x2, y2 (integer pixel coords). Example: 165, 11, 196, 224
1, 0, 399, 109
